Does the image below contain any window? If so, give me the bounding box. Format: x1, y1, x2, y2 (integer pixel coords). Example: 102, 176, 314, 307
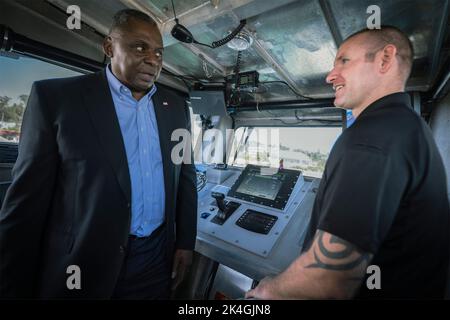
229, 126, 342, 178
0, 54, 82, 143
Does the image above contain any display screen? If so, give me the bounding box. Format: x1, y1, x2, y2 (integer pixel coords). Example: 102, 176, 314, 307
228, 165, 301, 210
235, 172, 283, 201
240, 75, 251, 85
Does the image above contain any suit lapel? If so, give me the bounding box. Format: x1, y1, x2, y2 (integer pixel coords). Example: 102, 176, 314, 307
82, 70, 131, 204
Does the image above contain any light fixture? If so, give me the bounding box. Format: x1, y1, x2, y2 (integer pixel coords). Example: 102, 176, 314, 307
226, 31, 253, 51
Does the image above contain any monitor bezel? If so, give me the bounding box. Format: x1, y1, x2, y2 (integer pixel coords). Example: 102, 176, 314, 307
227, 164, 300, 210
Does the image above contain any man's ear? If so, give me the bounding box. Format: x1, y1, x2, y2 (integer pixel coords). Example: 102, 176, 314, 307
379, 44, 397, 74
103, 36, 114, 58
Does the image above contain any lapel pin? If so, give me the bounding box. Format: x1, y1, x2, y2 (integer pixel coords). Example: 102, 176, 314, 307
163, 102, 169, 106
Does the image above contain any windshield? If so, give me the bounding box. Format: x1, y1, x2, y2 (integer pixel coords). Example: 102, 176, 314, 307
229, 127, 342, 178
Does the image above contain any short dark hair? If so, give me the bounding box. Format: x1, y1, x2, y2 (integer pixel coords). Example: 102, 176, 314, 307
347, 26, 414, 82
109, 9, 158, 34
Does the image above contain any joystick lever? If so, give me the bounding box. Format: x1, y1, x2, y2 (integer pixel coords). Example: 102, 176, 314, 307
211, 191, 227, 213
210, 191, 241, 225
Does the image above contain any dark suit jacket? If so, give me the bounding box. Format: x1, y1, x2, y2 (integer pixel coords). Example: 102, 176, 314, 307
0, 70, 197, 299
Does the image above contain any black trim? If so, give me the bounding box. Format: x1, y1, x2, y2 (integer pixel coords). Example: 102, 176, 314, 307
0, 25, 104, 73
233, 98, 334, 112
0, 142, 18, 164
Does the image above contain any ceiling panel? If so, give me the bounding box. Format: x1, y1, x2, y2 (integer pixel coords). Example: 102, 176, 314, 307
6, 0, 448, 101
246, 0, 337, 95
329, 0, 448, 87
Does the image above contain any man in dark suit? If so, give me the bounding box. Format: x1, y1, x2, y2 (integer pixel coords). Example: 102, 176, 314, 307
0, 9, 197, 299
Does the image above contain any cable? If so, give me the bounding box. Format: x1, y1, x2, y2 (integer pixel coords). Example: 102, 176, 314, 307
194, 41, 214, 49
194, 20, 247, 49
180, 77, 191, 89
170, 1, 246, 50
202, 59, 212, 79
233, 50, 242, 88
261, 81, 313, 100
211, 20, 246, 48
265, 110, 300, 125
253, 92, 262, 112
232, 126, 253, 164
160, 68, 192, 89
161, 68, 225, 83
171, 0, 178, 23
229, 50, 243, 106
161, 69, 225, 86
196, 171, 207, 192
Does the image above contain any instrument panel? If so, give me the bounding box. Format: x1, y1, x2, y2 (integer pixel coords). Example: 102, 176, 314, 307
196, 164, 317, 262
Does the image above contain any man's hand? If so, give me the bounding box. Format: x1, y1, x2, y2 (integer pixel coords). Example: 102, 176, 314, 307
245, 276, 277, 300
171, 249, 193, 291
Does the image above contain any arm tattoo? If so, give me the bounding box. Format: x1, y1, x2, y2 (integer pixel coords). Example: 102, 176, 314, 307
306, 230, 370, 271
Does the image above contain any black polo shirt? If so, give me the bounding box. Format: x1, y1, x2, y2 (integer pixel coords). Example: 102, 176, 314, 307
305, 92, 450, 299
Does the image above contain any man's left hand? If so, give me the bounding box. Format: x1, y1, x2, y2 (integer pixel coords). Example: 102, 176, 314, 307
171, 249, 193, 291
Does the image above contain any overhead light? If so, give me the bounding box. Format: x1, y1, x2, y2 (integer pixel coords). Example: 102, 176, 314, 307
226, 31, 253, 51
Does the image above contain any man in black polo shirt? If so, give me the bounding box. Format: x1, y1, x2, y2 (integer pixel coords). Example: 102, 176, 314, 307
246, 26, 450, 299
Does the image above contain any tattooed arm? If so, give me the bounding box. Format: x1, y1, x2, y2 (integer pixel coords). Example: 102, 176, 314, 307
245, 230, 373, 299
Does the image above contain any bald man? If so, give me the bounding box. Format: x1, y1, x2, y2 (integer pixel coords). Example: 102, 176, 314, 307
246, 26, 450, 299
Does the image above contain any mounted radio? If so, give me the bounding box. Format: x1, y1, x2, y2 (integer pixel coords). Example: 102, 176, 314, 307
226, 70, 259, 91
